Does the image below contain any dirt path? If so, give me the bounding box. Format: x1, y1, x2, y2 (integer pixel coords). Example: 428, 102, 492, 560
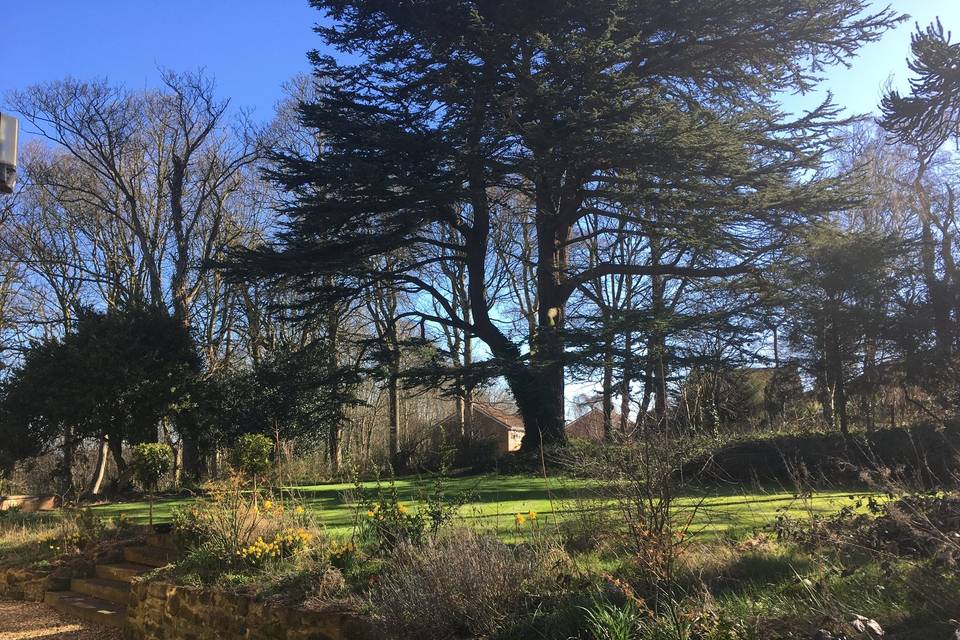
0, 600, 121, 640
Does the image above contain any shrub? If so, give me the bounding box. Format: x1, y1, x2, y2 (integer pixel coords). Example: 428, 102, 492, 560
130, 443, 173, 492
372, 531, 535, 640
229, 433, 274, 480
131, 443, 174, 525
562, 436, 698, 593
581, 601, 644, 640
777, 490, 960, 567
683, 422, 960, 487
352, 470, 467, 552
171, 476, 319, 579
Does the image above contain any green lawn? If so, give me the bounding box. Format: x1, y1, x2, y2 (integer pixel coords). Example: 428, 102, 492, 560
87, 473, 875, 542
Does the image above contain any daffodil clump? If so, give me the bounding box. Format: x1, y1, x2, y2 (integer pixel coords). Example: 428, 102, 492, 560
515, 510, 538, 527
328, 539, 357, 569
361, 495, 426, 551
172, 477, 320, 572
236, 527, 314, 566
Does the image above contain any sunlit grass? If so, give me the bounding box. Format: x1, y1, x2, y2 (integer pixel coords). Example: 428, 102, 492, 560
86, 474, 879, 542
0, 511, 63, 566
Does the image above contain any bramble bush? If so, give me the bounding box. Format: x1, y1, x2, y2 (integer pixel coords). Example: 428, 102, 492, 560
372, 531, 536, 640
351, 468, 468, 552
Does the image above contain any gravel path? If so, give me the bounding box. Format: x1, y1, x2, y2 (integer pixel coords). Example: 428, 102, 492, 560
0, 600, 121, 640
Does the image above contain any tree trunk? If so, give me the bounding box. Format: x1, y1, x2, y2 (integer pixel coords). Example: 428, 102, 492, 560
326, 302, 343, 473
649, 233, 668, 424
87, 437, 109, 496
388, 343, 401, 472
602, 317, 615, 442
915, 162, 953, 357
181, 433, 205, 482
59, 428, 75, 497
827, 308, 848, 436
328, 425, 342, 474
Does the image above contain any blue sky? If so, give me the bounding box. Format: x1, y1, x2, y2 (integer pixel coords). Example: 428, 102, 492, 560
3, 1, 959, 132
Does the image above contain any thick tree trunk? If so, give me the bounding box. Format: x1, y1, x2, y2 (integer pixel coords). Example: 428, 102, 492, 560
326, 303, 343, 473
649, 234, 668, 423
510, 362, 567, 450
463, 157, 569, 450
915, 163, 954, 357
455, 396, 466, 438
328, 425, 342, 473
181, 432, 205, 482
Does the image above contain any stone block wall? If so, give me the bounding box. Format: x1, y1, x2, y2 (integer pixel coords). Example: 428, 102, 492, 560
125, 580, 381, 640
0, 566, 54, 601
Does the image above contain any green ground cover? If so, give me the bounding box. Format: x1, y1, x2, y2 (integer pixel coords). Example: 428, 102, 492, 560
86, 473, 875, 541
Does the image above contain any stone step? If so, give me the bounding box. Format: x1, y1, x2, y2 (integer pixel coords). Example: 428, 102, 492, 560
145, 532, 177, 550
123, 545, 176, 568
71, 577, 130, 605
95, 562, 152, 583
44, 590, 126, 627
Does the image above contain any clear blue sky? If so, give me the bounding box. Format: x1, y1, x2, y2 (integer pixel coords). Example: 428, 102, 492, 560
2, 1, 959, 131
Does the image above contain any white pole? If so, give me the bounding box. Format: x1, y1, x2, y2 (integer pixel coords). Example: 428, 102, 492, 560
0, 113, 20, 194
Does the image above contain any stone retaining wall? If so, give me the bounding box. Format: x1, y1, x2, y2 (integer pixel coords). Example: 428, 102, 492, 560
0, 566, 53, 601
125, 580, 381, 640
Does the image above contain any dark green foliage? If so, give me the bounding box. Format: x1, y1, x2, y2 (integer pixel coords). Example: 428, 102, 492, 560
131, 443, 174, 493
233, 0, 901, 449
201, 340, 361, 452
229, 434, 275, 479
0, 308, 199, 489
683, 422, 960, 487
781, 225, 904, 434
882, 18, 960, 151
679, 366, 805, 435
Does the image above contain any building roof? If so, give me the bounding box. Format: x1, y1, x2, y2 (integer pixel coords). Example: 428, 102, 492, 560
565, 407, 624, 439
439, 402, 525, 432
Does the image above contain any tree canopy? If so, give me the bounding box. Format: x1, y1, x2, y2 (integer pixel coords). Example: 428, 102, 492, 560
233, 0, 901, 449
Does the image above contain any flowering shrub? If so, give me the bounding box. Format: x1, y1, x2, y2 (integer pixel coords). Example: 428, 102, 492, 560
171, 476, 320, 572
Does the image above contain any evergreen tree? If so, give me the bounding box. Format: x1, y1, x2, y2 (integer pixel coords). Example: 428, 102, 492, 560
0, 308, 199, 493
881, 19, 960, 363
235, 0, 900, 449
881, 18, 960, 151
